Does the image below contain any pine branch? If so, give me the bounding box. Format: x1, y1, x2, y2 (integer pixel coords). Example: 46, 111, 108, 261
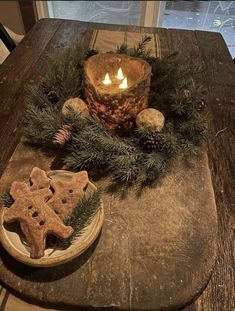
43, 43, 88, 101
129, 35, 152, 59
116, 42, 128, 54
50, 189, 102, 249
24, 104, 63, 147
23, 39, 210, 191
115, 35, 152, 59
108, 153, 140, 183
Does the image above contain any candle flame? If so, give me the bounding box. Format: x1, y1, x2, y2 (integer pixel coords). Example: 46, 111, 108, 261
119, 77, 128, 89
117, 67, 124, 80
103, 73, 112, 85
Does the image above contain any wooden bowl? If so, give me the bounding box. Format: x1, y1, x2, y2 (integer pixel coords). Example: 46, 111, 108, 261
0, 170, 104, 267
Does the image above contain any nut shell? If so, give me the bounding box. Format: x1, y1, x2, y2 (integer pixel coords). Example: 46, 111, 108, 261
62, 98, 90, 117
136, 108, 165, 132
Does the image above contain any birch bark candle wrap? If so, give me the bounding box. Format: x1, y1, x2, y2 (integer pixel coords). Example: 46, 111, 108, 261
84, 53, 151, 134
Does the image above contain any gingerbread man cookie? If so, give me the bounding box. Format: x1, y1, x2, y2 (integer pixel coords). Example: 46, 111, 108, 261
30, 167, 50, 191
47, 171, 89, 220
4, 181, 73, 259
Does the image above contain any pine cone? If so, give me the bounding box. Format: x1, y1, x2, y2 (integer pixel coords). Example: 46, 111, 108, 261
139, 132, 175, 155
85, 49, 98, 60
139, 132, 165, 153
47, 91, 59, 104
53, 125, 73, 146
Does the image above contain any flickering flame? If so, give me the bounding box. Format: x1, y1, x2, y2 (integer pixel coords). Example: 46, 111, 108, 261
117, 67, 124, 80
119, 77, 128, 89
103, 73, 112, 85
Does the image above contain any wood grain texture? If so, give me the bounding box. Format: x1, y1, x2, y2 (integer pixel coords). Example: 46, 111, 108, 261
193, 31, 235, 311
0, 140, 217, 310
156, 28, 235, 311
157, 27, 235, 311
0, 19, 233, 310
0, 19, 93, 178
0, 18, 62, 178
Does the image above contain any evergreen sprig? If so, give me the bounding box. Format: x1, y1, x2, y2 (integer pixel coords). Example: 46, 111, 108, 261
117, 35, 152, 59
51, 189, 102, 249
44, 43, 88, 101
24, 37, 209, 191
24, 104, 62, 147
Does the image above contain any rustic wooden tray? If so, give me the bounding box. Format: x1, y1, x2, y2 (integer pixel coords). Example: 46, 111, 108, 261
0, 170, 104, 267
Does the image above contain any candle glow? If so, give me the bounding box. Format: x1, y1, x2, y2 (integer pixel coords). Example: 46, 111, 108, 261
119, 77, 128, 89
103, 73, 112, 85
117, 67, 124, 80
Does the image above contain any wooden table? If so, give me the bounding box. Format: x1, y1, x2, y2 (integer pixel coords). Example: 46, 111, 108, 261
0, 19, 234, 311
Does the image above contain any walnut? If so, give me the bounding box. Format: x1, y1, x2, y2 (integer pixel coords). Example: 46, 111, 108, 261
62, 98, 90, 118
136, 108, 165, 132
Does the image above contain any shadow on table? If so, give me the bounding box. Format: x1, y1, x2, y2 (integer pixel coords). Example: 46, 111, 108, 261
0, 232, 101, 282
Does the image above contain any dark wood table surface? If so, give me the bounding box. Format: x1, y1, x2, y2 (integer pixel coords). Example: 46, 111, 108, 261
0, 19, 234, 311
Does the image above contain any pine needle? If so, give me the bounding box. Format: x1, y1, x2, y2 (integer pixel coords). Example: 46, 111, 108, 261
51, 189, 102, 249
24, 38, 209, 190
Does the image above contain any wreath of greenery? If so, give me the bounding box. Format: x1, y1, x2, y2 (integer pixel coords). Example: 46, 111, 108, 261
24, 36, 209, 193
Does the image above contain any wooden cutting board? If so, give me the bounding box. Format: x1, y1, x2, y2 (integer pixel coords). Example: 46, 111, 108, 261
0, 21, 226, 310
0, 139, 217, 310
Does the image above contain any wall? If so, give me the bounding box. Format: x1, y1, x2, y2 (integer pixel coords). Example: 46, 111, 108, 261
0, 1, 25, 35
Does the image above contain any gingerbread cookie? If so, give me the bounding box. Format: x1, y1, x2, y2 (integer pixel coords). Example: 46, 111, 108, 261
47, 171, 89, 220
4, 181, 73, 259
30, 167, 50, 190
